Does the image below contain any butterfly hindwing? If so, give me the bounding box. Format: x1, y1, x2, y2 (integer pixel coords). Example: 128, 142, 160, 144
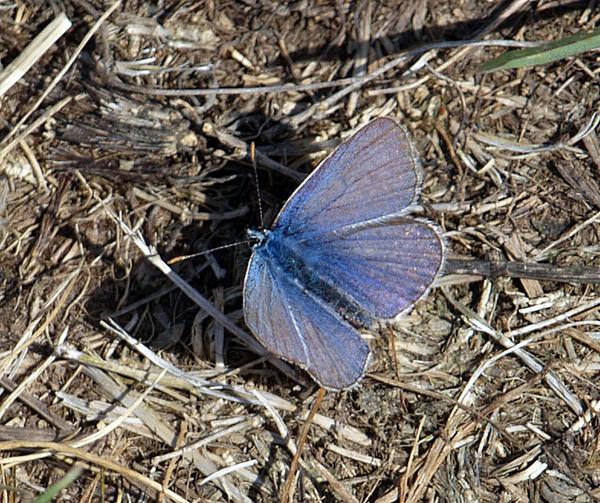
288, 219, 444, 319
243, 249, 371, 389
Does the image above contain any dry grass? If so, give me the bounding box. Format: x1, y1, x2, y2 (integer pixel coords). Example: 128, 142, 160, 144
1, 0, 600, 501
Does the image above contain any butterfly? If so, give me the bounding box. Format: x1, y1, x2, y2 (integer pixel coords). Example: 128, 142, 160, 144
243, 117, 444, 390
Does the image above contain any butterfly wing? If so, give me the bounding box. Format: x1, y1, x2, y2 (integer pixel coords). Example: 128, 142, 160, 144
243, 248, 371, 389
291, 219, 444, 320
273, 117, 422, 239
242, 117, 442, 387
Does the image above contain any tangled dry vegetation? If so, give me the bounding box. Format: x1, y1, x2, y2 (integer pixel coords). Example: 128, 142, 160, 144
1, 0, 600, 501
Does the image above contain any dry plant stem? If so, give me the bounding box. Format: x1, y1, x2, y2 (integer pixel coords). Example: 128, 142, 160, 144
66, 348, 339, 498
346, 2, 371, 117
202, 122, 303, 181
81, 364, 251, 503
555, 156, 600, 209
473, 0, 531, 38
132, 186, 248, 221
275, 39, 538, 134
252, 385, 352, 500
582, 130, 600, 169
0, 1, 120, 156
374, 375, 543, 503
0, 95, 76, 161
403, 341, 545, 503
158, 432, 180, 503
569, 398, 600, 433
101, 203, 302, 383
0, 367, 168, 467
310, 459, 360, 503
18, 139, 47, 191
111, 40, 536, 98
280, 387, 327, 503
22, 174, 70, 273
77, 326, 365, 495
251, 390, 298, 462
0, 267, 80, 376
58, 343, 371, 446
73, 368, 168, 450
399, 415, 426, 503
213, 287, 226, 370
0, 328, 68, 422
445, 258, 600, 284
506, 298, 600, 339
205, 452, 269, 496
472, 112, 600, 159
153, 262, 290, 376
388, 327, 401, 381
152, 416, 264, 464
100, 319, 272, 402
535, 210, 600, 261
325, 444, 384, 467
198, 459, 259, 486
369, 375, 517, 445
0, 441, 188, 503
0, 377, 72, 432
0, 12, 71, 97
442, 287, 584, 416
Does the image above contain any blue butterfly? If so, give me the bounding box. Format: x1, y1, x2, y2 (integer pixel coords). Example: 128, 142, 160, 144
243, 118, 444, 390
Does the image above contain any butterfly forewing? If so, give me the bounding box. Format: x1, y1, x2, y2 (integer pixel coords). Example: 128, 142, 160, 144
273, 117, 422, 239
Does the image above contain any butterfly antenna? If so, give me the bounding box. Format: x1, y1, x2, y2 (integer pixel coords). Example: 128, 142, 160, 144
250, 142, 265, 230
168, 240, 252, 264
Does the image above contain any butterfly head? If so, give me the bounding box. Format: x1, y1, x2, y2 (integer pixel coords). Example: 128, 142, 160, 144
247, 228, 270, 247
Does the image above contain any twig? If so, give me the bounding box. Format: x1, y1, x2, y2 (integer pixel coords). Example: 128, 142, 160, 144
0, 12, 71, 97
445, 258, 600, 284
280, 388, 327, 503
109, 40, 538, 98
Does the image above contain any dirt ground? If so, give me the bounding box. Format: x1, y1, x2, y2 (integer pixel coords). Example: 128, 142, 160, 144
0, 1, 599, 501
